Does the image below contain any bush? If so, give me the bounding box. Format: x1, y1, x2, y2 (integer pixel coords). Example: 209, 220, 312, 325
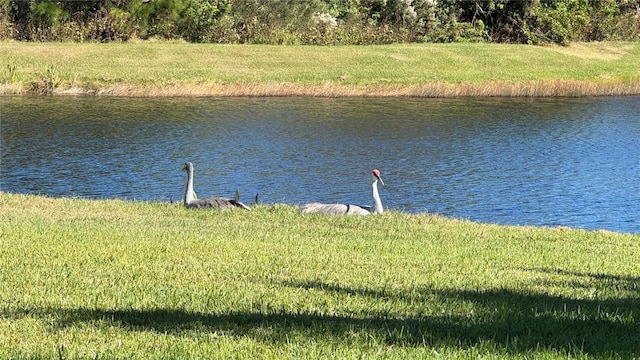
179, 0, 227, 42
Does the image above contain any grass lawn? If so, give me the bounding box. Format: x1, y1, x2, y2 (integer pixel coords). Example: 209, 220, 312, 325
1, 41, 639, 96
1, 193, 638, 358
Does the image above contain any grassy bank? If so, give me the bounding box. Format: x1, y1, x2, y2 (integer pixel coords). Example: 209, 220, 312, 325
1, 193, 639, 359
1, 42, 640, 97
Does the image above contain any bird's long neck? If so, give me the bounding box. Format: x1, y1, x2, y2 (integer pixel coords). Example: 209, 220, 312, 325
372, 180, 383, 214
184, 168, 195, 205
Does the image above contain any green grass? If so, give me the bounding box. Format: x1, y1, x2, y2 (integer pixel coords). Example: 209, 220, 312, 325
1, 42, 639, 96
1, 193, 639, 359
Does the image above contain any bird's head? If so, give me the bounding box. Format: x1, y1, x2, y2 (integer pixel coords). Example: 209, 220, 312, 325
372, 169, 384, 186
183, 162, 193, 172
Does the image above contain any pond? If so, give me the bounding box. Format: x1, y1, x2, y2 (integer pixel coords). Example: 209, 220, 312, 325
1, 96, 639, 233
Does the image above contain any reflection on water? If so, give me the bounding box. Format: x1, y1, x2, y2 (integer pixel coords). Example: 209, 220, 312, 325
1, 96, 639, 233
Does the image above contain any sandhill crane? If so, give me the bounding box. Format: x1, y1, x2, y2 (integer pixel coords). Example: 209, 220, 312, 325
299, 169, 384, 215
182, 162, 251, 210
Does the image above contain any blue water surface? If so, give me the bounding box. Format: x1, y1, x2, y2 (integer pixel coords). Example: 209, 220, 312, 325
1, 96, 638, 233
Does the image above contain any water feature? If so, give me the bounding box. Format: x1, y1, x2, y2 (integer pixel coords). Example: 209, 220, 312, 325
1, 96, 638, 233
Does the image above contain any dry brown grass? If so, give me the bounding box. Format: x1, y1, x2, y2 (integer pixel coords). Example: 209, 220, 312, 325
3, 80, 639, 98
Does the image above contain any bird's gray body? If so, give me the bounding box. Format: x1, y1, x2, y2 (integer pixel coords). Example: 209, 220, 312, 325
299, 203, 372, 215
299, 169, 384, 215
185, 197, 251, 210
182, 162, 251, 211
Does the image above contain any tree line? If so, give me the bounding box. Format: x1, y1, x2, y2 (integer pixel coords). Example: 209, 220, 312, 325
0, 0, 638, 45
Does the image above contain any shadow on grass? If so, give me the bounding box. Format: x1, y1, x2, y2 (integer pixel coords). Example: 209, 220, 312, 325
4, 269, 639, 357
276, 272, 640, 356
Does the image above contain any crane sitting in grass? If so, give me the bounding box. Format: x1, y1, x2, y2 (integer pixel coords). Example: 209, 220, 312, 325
299, 169, 384, 215
182, 162, 251, 210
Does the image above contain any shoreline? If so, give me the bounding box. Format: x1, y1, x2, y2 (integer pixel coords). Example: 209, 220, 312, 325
2, 79, 640, 98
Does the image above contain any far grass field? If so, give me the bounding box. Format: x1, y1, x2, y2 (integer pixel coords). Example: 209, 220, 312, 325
1, 41, 639, 96
1, 193, 639, 359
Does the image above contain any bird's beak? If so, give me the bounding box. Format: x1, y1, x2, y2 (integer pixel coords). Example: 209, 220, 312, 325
377, 175, 384, 186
